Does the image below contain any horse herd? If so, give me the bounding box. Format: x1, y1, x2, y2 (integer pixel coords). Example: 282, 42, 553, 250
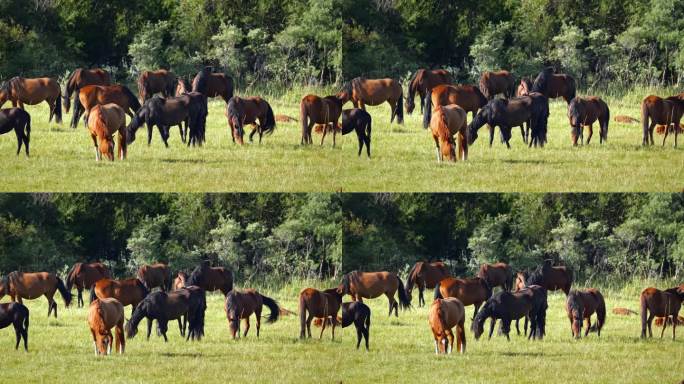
0, 259, 682, 356
1, 66, 681, 162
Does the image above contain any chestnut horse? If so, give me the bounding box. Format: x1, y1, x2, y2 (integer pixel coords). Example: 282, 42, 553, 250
640, 286, 684, 340
405, 261, 450, 307
66, 262, 111, 307
406, 69, 452, 115
137, 263, 172, 292
429, 297, 466, 354
299, 94, 346, 146
516, 78, 532, 97
641, 94, 684, 147
567, 96, 610, 145
525, 260, 573, 295
0, 77, 61, 123
434, 277, 491, 319
341, 108, 372, 157
344, 77, 403, 124
91, 278, 149, 315
225, 96, 276, 145
479, 70, 515, 100
477, 263, 513, 292
138, 69, 176, 101
298, 287, 343, 339
191, 66, 234, 102
173, 272, 187, 291
78, 84, 141, 127
88, 298, 125, 355
0, 302, 29, 351
0, 271, 71, 318
87, 103, 127, 161
530, 67, 576, 103
224, 289, 280, 339
63, 68, 111, 128
430, 104, 468, 162
0, 107, 31, 156
423, 84, 487, 129
185, 260, 234, 296
566, 288, 606, 338
176, 77, 192, 96
339, 271, 411, 317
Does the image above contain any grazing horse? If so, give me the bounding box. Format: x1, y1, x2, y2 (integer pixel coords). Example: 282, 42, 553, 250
477, 263, 513, 292
429, 297, 466, 354
0, 271, 71, 318
225, 96, 276, 145
472, 286, 547, 341
299, 93, 346, 146
91, 278, 149, 315
173, 272, 187, 291
299, 287, 343, 339
88, 298, 125, 355
137, 263, 172, 292
525, 260, 573, 295
0, 108, 31, 156
405, 261, 451, 307
423, 84, 487, 129
138, 69, 176, 101
641, 94, 684, 147
567, 96, 610, 145
341, 302, 371, 350
185, 260, 234, 296
66, 262, 111, 307
430, 104, 468, 162
341, 108, 372, 157
434, 277, 491, 319
339, 271, 411, 317
63, 68, 111, 128
191, 66, 234, 102
0, 77, 62, 123
87, 103, 128, 161
479, 70, 515, 100
531, 67, 576, 103
224, 289, 280, 339
513, 285, 548, 339
406, 69, 452, 115
0, 302, 29, 351
78, 85, 141, 127
344, 77, 403, 124
516, 78, 532, 97
640, 286, 684, 340
566, 289, 606, 338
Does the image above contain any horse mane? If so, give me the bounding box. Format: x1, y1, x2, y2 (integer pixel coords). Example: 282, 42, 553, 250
135, 278, 150, 298
194, 66, 213, 94
0, 80, 11, 94
471, 300, 492, 334
531, 67, 553, 94
93, 299, 109, 335
125, 297, 148, 338
66, 263, 83, 288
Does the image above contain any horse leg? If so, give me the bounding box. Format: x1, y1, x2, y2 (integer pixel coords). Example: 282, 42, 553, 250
357, 131, 364, 156
256, 309, 262, 338
434, 137, 441, 163
488, 125, 494, 147
146, 318, 153, 340
446, 329, 454, 354
14, 322, 21, 350
584, 317, 591, 337
178, 317, 184, 337
648, 121, 656, 145
319, 317, 327, 339
46, 292, 56, 318
660, 317, 667, 338
672, 315, 677, 340
331, 320, 336, 340
355, 324, 363, 349
91, 134, 100, 161
333, 124, 337, 148
473, 303, 481, 319
15, 128, 23, 155
78, 288, 83, 308
418, 287, 424, 308
662, 122, 670, 146
320, 123, 328, 146
306, 313, 314, 338
488, 318, 495, 339
647, 313, 655, 337
586, 125, 593, 145
249, 127, 257, 143
242, 317, 250, 338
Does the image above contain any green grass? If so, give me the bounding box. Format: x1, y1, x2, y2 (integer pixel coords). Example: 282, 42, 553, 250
0, 87, 682, 192
1, 282, 682, 383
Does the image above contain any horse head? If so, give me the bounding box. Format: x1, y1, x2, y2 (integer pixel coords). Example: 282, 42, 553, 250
468, 102, 494, 145
471, 302, 491, 340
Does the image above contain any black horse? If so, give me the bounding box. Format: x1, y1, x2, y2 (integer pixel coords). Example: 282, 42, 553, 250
341, 108, 372, 157
0, 108, 31, 156
341, 302, 371, 350
0, 302, 29, 351
471, 287, 547, 341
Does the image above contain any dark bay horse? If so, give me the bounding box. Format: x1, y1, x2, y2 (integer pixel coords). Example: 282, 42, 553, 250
299, 287, 342, 339
341, 302, 371, 350
185, 260, 233, 296
434, 277, 491, 318
137, 263, 172, 291
87, 103, 128, 161
406, 69, 452, 115
345, 77, 403, 124
479, 70, 515, 100
88, 298, 125, 355
429, 297, 466, 354
224, 289, 280, 339
0, 77, 61, 123
641, 94, 684, 147
531, 67, 576, 103
91, 278, 149, 315
77, 84, 141, 127
138, 69, 176, 101
430, 104, 468, 162
66, 262, 111, 307
472, 286, 547, 341
477, 263, 513, 292
341, 108, 372, 157
423, 84, 487, 129
299, 93, 346, 146
405, 261, 450, 307
525, 261, 573, 295
0, 302, 29, 351
0, 271, 71, 317
566, 288, 606, 338
568, 96, 610, 145
339, 271, 411, 317
640, 286, 684, 340
63, 68, 111, 128
192, 66, 234, 102
225, 96, 276, 145
0, 108, 31, 156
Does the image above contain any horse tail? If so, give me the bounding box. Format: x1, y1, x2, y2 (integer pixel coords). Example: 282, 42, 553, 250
54, 92, 62, 123
55, 276, 72, 307
262, 101, 276, 135
122, 85, 141, 112
405, 263, 418, 294
298, 292, 307, 337
66, 263, 79, 291
24, 113, 31, 146
395, 275, 411, 310
261, 294, 280, 323
62, 70, 76, 110
640, 292, 648, 336
433, 281, 443, 300
423, 89, 433, 129
602, 103, 610, 141
596, 294, 606, 332
396, 92, 404, 124
641, 98, 650, 142
300, 99, 308, 143
22, 306, 29, 335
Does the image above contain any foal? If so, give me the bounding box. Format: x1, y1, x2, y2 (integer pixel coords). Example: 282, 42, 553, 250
428, 297, 466, 354
87, 103, 127, 161
88, 298, 125, 355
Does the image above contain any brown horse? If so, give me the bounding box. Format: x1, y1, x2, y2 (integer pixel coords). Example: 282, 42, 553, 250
477, 263, 513, 292
63, 68, 111, 128
185, 260, 233, 296
0, 271, 71, 318
299, 94, 346, 146
567, 96, 610, 145
176, 76, 192, 96
429, 297, 466, 354
525, 260, 573, 295
138, 69, 176, 101
565, 289, 606, 338
224, 289, 280, 339
173, 272, 187, 291
66, 262, 111, 307
88, 298, 125, 355
225, 96, 276, 145
530, 67, 576, 103
298, 287, 343, 339
516, 78, 532, 97
640, 286, 684, 340
78, 84, 141, 127
479, 70, 515, 100
641, 94, 684, 147
0, 107, 31, 156
91, 278, 149, 315
137, 263, 172, 292
423, 84, 487, 128
191, 66, 234, 102
405, 261, 451, 307
406, 69, 452, 115
430, 104, 468, 162
514, 272, 528, 292
434, 277, 491, 318
339, 271, 411, 317
0, 77, 62, 123
87, 103, 128, 161
0, 302, 29, 351
344, 77, 403, 124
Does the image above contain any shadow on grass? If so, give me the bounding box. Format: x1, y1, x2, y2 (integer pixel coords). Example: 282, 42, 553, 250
159, 352, 204, 358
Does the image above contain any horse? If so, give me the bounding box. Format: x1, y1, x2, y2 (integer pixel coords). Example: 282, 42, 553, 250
137, 263, 172, 292
566, 288, 606, 338
87, 103, 128, 161
640, 286, 684, 340
513, 285, 548, 339
0, 302, 29, 351
66, 262, 111, 307
299, 93, 346, 146
173, 272, 187, 291
138, 69, 176, 101
477, 263, 513, 292
516, 78, 532, 97
514, 272, 528, 292
434, 277, 491, 319
224, 289, 280, 339
341, 108, 372, 157
0, 271, 71, 318
0, 76, 62, 123
525, 260, 573, 295
530, 67, 576, 103
63, 68, 111, 128
78, 85, 141, 127
176, 76, 192, 96
406, 69, 452, 115
88, 298, 125, 355
298, 287, 343, 339
423, 84, 487, 129
341, 302, 371, 350
472, 286, 547, 341
641, 94, 684, 147
479, 70, 515, 100
0, 108, 31, 156
185, 260, 233, 296
344, 77, 403, 124
191, 66, 234, 102
275, 114, 298, 123
429, 104, 468, 162
428, 297, 466, 354
91, 278, 149, 315
405, 261, 450, 307
567, 96, 610, 145
225, 96, 276, 145
339, 271, 411, 317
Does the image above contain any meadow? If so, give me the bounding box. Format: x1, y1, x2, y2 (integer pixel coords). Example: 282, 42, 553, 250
0, 280, 682, 384
0, 87, 682, 192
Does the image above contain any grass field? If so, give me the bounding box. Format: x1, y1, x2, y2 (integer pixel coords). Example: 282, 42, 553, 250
1, 281, 682, 383
0, 87, 682, 192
